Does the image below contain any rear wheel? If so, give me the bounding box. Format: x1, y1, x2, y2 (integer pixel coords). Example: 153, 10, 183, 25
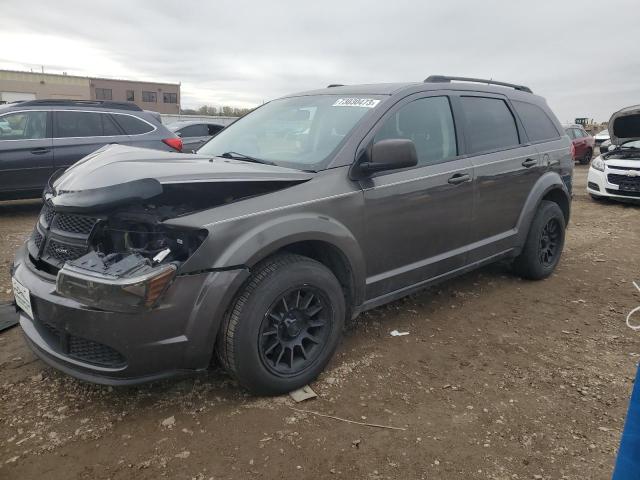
513, 200, 566, 280
217, 254, 345, 395
580, 148, 593, 165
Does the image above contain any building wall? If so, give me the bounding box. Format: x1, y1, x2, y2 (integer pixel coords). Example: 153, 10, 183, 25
0, 70, 181, 114
89, 78, 180, 114
0, 70, 90, 102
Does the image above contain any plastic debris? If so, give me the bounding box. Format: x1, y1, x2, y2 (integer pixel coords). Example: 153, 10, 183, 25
289, 385, 318, 402
390, 330, 409, 337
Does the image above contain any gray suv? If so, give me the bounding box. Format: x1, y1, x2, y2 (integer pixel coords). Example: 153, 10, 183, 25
0, 99, 182, 200
11, 76, 573, 394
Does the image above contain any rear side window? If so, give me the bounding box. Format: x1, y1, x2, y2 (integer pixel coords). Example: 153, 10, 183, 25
460, 97, 519, 154
178, 124, 208, 137
374, 96, 457, 166
55, 111, 103, 138
208, 124, 223, 135
102, 114, 122, 136
512, 100, 560, 143
0, 111, 47, 140
113, 114, 154, 135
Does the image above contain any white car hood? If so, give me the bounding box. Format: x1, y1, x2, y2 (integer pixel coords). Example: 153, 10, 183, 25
609, 105, 640, 145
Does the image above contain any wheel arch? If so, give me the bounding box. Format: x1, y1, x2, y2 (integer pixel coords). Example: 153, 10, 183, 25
515, 172, 571, 249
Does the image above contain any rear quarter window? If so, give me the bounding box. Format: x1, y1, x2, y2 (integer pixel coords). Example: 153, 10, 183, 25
460, 96, 520, 154
512, 100, 560, 143
113, 114, 154, 135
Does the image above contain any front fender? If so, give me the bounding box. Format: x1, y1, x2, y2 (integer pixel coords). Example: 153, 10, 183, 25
192, 212, 366, 305
515, 171, 571, 248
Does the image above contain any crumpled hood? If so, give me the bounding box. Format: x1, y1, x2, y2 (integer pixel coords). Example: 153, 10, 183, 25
609, 105, 640, 145
48, 144, 313, 211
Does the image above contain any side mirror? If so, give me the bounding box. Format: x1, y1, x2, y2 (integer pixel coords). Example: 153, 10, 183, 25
352, 139, 418, 178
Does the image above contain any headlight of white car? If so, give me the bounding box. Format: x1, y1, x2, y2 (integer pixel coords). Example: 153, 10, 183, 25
591, 156, 605, 172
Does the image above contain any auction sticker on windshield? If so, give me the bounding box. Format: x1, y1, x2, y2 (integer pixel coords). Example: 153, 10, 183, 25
12, 277, 33, 319
332, 98, 380, 108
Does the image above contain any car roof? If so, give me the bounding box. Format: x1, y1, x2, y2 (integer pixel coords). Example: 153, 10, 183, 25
0, 99, 145, 113
286, 80, 546, 104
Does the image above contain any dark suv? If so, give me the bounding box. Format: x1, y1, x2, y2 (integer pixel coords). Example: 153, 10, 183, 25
0, 99, 183, 200
11, 76, 573, 394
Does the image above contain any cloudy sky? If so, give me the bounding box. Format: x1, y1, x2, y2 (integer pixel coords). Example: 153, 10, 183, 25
1, 0, 638, 122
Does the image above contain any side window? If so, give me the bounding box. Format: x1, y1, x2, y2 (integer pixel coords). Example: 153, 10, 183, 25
102, 114, 122, 136
0, 111, 47, 140
208, 124, 223, 136
460, 96, 520, 154
112, 114, 154, 135
55, 111, 103, 138
577, 129, 587, 138
179, 124, 208, 137
565, 128, 575, 139
373, 96, 457, 166
512, 100, 560, 143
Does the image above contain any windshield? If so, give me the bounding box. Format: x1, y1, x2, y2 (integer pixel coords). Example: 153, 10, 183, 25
197, 95, 383, 170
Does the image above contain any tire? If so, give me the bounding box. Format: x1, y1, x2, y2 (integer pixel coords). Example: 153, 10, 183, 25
579, 148, 592, 165
217, 254, 346, 395
513, 200, 566, 280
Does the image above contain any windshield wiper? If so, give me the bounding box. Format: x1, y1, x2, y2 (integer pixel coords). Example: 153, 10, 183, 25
219, 151, 276, 165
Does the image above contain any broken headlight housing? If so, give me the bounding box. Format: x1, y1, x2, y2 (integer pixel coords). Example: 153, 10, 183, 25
56, 252, 177, 312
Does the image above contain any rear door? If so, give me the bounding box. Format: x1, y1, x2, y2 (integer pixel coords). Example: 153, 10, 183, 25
454, 93, 541, 262
52, 110, 127, 169
360, 93, 474, 300
0, 109, 54, 195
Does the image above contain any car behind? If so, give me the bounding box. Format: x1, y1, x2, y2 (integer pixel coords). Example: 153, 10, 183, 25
588, 105, 640, 201
0, 99, 183, 201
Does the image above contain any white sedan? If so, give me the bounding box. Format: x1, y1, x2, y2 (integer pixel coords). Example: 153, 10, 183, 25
588, 106, 640, 202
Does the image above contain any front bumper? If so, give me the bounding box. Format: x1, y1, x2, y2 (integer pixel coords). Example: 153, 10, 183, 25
12, 245, 249, 385
587, 167, 640, 201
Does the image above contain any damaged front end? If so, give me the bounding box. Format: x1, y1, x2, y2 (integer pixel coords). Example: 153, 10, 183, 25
27, 145, 313, 312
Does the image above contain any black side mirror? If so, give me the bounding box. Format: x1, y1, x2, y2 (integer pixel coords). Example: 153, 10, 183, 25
351, 139, 418, 179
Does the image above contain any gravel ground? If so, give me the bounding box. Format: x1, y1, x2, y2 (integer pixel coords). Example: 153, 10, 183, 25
0, 164, 639, 480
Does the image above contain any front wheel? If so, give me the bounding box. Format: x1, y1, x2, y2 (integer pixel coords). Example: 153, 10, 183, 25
217, 254, 346, 395
513, 200, 566, 280
579, 148, 593, 165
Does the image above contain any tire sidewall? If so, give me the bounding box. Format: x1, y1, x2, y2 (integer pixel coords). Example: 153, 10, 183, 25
232, 260, 345, 394
527, 202, 566, 278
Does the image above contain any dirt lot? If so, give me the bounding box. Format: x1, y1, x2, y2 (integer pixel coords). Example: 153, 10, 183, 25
1, 165, 639, 480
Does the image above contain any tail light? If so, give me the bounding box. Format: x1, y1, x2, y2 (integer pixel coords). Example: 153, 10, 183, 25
570, 142, 576, 160
163, 137, 183, 152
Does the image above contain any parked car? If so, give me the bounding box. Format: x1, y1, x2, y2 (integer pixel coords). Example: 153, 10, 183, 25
588, 105, 640, 202
12, 76, 572, 394
599, 138, 612, 152
594, 128, 610, 148
0, 99, 183, 200
564, 124, 595, 164
168, 120, 225, 152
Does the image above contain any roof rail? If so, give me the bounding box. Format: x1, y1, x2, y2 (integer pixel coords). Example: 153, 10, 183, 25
15, 99, 143, 111
327, 84, 345, 88
423, 75, 533, 94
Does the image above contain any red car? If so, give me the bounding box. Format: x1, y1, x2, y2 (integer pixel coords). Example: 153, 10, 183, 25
564, 124, 595, 164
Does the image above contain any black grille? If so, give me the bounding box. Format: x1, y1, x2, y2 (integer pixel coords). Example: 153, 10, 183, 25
607, 174, 640, 192
39, 320, 126, 368
52, 214, 98, 235
608, 165, 640, 171
606, 188, 640, 198
41, 204, 55, 226
68, 336, 126, 367
45, 239, 88, 262
32, 230, 44, 250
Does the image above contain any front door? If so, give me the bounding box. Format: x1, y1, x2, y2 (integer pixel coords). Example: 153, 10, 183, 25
360, 94, 474, 300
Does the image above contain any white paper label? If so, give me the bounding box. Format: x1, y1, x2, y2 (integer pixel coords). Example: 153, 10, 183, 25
332, 98, 380, 108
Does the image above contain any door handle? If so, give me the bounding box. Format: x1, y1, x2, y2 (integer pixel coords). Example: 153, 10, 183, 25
30, 147, 50, 155
448, 173, 471, 185
522, 158, 537, 168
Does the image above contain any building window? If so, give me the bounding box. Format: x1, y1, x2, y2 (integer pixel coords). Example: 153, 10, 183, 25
142, 91, 157, 103
163, 92, 177, 104
126, 90, 135, 102
95, 88, 112, 100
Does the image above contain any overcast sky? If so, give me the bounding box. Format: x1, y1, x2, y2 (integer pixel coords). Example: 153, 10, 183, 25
1, 0, 638, 122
